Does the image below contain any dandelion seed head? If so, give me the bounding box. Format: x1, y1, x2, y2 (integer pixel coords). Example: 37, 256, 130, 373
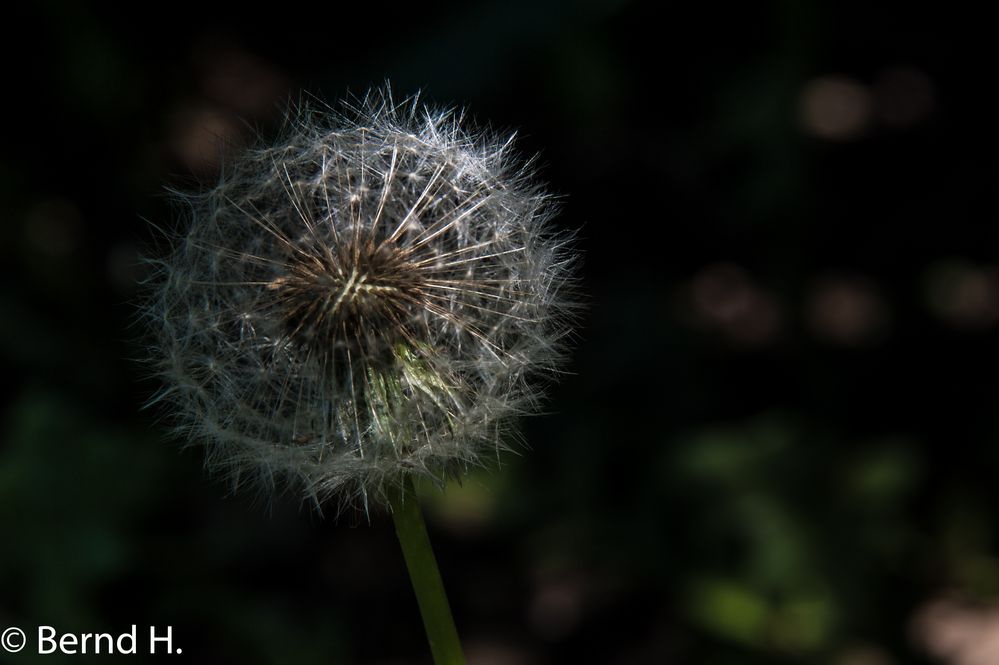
141, 87, 578, 512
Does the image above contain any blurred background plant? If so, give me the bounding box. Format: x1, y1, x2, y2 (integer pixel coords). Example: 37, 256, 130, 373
2, 1, 998, 663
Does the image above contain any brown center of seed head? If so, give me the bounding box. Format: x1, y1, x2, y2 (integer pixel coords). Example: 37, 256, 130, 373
267, 241, 424, 355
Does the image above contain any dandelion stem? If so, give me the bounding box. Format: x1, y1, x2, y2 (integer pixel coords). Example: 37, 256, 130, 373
388, 476, 466, 665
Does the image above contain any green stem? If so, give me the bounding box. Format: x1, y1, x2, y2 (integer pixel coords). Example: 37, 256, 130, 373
388, 476, 467, 665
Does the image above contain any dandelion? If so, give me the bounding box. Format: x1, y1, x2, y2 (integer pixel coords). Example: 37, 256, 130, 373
141, 86, 578, 664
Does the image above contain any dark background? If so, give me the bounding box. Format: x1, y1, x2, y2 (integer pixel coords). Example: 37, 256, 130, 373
3, 1, 998, 663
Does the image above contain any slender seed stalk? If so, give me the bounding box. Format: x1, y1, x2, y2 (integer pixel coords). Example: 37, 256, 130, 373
388, 477, 466, 665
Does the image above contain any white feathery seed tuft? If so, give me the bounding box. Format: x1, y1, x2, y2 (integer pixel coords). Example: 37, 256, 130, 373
140, 87, 578, 513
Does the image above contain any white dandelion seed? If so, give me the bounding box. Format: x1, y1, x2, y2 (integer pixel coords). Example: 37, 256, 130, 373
140, 87, 578, 513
